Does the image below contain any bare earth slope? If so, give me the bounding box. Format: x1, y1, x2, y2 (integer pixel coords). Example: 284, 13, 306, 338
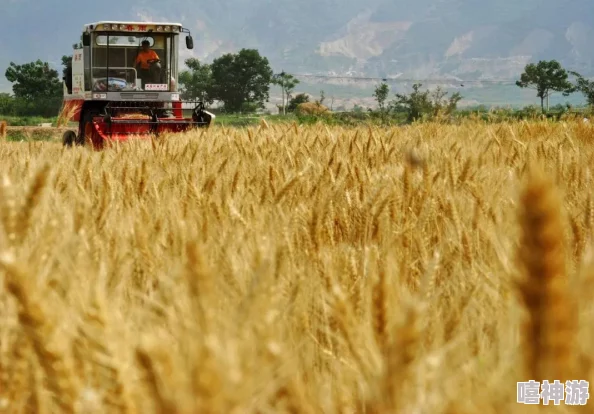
1, 0, 594, 87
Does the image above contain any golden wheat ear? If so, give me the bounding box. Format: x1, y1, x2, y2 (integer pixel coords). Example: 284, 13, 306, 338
1, 254, 79, 413
516, 164, 576, 382
0, 120, 6, 141
56, 104, 78, 128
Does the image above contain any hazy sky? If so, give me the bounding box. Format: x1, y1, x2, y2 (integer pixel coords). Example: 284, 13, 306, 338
2, 0, 593, 100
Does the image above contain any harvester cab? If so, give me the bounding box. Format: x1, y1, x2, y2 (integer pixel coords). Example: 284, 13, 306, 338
61, 21, 214, 149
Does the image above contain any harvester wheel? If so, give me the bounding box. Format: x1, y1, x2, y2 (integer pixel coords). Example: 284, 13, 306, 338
62, 130, 76, 147
79, 111, 99, 146
83, 121, 93, 145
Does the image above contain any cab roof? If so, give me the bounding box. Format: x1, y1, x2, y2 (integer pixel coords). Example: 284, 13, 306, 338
84, 21, 183, 31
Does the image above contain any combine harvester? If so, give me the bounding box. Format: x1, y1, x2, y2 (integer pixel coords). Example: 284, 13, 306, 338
61, 21, 214, 149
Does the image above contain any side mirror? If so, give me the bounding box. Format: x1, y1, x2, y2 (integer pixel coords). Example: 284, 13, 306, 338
186, 35, 194, 50
82, 33, 91, 46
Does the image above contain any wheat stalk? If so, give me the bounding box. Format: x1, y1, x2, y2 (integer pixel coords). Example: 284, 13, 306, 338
516, 165, 576, 382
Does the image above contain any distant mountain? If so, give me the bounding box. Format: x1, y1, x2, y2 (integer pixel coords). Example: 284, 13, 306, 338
2, 0, 593, 106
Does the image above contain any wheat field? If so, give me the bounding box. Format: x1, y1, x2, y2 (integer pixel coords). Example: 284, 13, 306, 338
0, 119, 593, 413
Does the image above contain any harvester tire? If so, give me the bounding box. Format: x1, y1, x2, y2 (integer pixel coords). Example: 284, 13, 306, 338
62, 130, 76, 147
79, 111, 98, 146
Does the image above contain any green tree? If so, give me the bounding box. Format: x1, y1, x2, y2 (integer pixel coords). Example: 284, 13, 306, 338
318, 90, 325, 105
178, 58, 214, 104
5, 60, 62, 100
271, 71, 299, 115
392, 83, 461, 123
392, 84, 432, 122
373, 82, 390, 115
61, 55, 73, 88
62, 55, 72, 74
0, 93, 14, 115
430, 86, 462, 116
288, 93, 310, 112
569, 71, 594, 107
516, 60, 575, 111
209, 49, 273, 113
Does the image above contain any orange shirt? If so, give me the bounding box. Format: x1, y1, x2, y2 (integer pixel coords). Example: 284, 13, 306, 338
135, 50, 159, 69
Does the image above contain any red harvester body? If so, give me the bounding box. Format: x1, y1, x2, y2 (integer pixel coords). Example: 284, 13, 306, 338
61, 21, 214, 149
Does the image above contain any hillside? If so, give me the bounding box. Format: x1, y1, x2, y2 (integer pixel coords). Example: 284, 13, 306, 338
1, 0, 593, 106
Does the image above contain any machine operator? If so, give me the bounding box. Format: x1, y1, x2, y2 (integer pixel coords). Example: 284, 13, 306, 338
135, 40, 161, 87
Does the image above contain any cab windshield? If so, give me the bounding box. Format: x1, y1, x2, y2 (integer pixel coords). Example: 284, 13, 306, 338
90, 32, 179, 92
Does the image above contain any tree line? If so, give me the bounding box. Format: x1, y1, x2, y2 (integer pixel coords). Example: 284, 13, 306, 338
2, 49, 594, 120
177, 49, 306, 114
369, 59, 594, 123
0, 48, 306, 117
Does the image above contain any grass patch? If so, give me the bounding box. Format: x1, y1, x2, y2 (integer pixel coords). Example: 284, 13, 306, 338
0, 115, 58, 127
